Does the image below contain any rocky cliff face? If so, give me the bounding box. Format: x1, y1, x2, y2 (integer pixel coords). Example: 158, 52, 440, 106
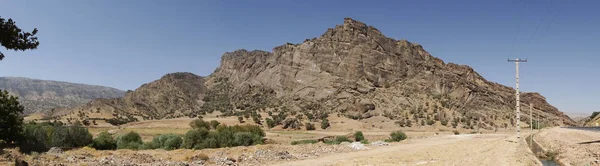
210, 18, 575, 127
0, 77, 125, 114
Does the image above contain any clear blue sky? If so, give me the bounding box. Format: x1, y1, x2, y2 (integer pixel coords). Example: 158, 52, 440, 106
1, 0, 598, 114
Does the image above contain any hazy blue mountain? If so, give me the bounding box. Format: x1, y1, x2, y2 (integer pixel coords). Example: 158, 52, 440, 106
0, 77, 125, 114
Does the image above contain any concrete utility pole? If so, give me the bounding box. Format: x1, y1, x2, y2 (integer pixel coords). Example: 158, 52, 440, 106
530, 103, 533, 131
508, 58, 527, 139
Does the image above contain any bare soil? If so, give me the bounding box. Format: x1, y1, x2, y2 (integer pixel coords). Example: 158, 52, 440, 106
534, 127, 600, 166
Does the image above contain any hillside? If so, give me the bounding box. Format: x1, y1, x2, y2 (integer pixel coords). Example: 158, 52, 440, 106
38, 18, 575, 128
44, 72, 205, 125
0, 77, 125, 114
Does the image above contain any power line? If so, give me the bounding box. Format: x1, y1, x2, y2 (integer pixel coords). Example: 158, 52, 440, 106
509, 0, 529, 57
522, 0, 558, 56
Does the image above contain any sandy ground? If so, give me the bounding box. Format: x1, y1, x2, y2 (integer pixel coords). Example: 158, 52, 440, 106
535, 127, 600, 166
271, 133, 540, 166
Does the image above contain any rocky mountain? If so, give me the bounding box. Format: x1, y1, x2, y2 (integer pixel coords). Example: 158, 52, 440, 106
0, 77, 125, 114
43, 18, 574, 128
47, 72, 205, 125
207, 18, 575, 127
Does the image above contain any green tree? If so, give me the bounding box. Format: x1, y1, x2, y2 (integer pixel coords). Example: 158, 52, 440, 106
190, 118, 210, 130
0, 90, 25, 144
265, 118, 275, 128
116, 132, 143, 150
388, 131, 407, 142
92, 132, 117, 150
209, 120, 221, 130
354, 131, 365, 142
305, 122, 316, 130
321, 118, 330, 129
0, 16, 40, 60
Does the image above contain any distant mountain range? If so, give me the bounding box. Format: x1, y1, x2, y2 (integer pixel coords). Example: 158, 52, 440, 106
0, 77, 125, 114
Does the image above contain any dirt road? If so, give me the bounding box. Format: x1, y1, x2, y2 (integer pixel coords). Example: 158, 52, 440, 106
270, 133, 540, 166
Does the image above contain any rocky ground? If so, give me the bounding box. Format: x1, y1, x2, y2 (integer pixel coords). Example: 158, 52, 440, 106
534, 127, 600, 166
1, 132, 541, 166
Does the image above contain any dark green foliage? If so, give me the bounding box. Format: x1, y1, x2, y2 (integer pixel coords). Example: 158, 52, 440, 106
105, 117, 137, 126
265, 118, 275, 128
324, 136, 351, 145
92, 132, 117, 150
354, 131, 365, 142
116, 132, 143, 150
142, 134, 182, 150
0, 16, 40, 60
321, 118, 330, 129
190, 118, 210, 130
183, 124, 265, 150
20, 122, 92, 153
210, 120, 221, 130
0, 90, 24, 144
182, 128, 209, 149
233, 132, 256, 146
441, 119, 448, 126
427, 119, 435, 125
291, 139, 318, 145
388, 131, 407, 142
360, 139, 369, 144
532, 120, 545, 129
336, 136, 351, 142
305, 123, 316, 130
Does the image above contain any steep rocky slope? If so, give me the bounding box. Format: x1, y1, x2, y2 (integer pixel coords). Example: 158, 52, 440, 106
0, 77, 125, 114
40, 18, 574, 128
207, 18, 575, 127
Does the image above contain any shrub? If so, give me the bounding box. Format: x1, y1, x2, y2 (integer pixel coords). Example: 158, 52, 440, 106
335, 136, 351, 142
291, 139, 318, 145
143, 134, 182, 150
360, 139, 369, 144
20, 122, 92, 153
305, 123, 316, 130
190, 119, 210, 130
209, 120, 220, 130
388, 131, 407, 142
92, 132, 116, 150
265, 118, 276, 128
182, 128, 209, 149
183, 124, 265, 150
116, 132, 143, 150
453, 130, 460, 135
238, 116, 244, 123
441, 120, 448, 126
354, 131, 365, 142
233, 132, 255, 146
427, 119, 435, 125
321, 118, 330, 129
406, 120, 412, 127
